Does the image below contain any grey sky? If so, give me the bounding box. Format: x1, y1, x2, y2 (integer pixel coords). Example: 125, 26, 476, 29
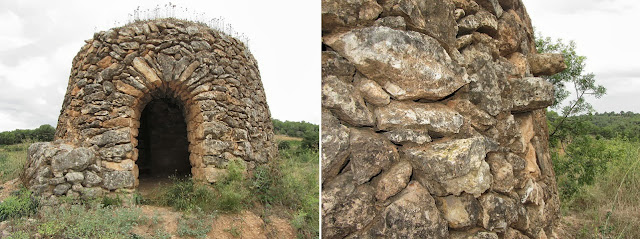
0, 0, 320, 132
522, 0, 640, 114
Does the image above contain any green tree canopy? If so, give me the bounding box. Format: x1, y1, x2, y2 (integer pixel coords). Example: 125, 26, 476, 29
536, 34, 606, 140
0, 124, 55, 145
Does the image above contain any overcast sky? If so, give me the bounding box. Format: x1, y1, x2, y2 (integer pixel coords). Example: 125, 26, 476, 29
0, 0, 320, 132
522, 0, 640, 114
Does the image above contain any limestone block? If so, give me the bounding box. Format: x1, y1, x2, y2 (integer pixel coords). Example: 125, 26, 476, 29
378, 0, 457, 47
98, 144, 133, 161
321, 51, 355, 77
354, 74, 390, 106
102, 171, 135, 190
192, 167, 228, 183
64, 172, 84, 184
382, 129, 431, 145
371, 181, 449, 238
322, 75, 375, 127
321, 0, 383, 32
132, 57, 162, 88
510, 77, 554, 112
476, 0, 504, 17
114, 80, 144, 98
447, 99, 497, 131
479, 193, 518, 232
83, 171, 102, 187
497, 10, 525, 56
51, 147, 96, 173
349, 128, 398, 185
528, 53, 567, 76
322, 172, 376, 239
373, 16, 406, 30
54, 184, 71, 196
487, 152, 515, 193
375, 101, 464, 136
373, 160, 412, 201
458, 11, 497, 36
524, 143, 541, 178
436, 194, 481, 229
468, 61, 512, 116
89, 128, 131, 147
324, 26, 468, 100
321, 110, 350, 181
404, 137, 497, 196
518, 178, 544, 206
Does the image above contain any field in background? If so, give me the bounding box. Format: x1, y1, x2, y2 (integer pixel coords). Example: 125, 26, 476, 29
0, 143, 29, 183
554, 138, 640, 238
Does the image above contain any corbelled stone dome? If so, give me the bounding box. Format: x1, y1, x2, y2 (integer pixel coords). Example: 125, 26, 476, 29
22, 18, 276, 198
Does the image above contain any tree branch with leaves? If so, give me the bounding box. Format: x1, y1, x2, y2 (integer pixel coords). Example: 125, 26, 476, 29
535, 34, 606, 143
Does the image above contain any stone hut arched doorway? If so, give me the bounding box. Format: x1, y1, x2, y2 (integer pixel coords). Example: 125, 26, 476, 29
136, 97, 191, 186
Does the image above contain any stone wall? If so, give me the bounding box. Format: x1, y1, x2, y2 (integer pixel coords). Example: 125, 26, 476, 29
21, 19, 276, 199
322, 0, 565, 238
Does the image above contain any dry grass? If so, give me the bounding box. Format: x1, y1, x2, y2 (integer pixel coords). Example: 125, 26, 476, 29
557, 140, 640, 238
274, 135, 303, 141
0, 143, 29, 183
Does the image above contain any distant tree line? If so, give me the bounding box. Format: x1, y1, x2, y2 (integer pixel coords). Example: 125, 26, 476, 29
548, 110, 640, 144
575, 111, 640, 141
272, 119, 319, 151
0, 125, 55, 145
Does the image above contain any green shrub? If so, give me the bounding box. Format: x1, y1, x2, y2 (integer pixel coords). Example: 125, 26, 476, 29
38, 220, 65, 236
251, 139, 319, 237
5, 231, 29, 239
555, 138, 640, 238
36, 204, 145, 238
162, 177, 216, 212
214, 159, 248, 213
177, 210, 214, 239
0, 188, 38, 221
101, 195, 123, 207
0, 145, 27, 182
301, 130, 319, 152
0, 153, 7, 167
278, 140, 291, 150
3, 144, 28, 152
251, 164, 276, 204
553, 136, 624, 200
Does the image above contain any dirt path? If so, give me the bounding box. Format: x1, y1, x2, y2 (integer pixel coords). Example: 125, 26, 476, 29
1, 179, 296, 239
134, 205, 296, 239
0, 178, 20, 200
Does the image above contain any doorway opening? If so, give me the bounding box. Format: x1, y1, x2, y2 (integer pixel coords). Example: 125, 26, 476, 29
136, 98, 191, 191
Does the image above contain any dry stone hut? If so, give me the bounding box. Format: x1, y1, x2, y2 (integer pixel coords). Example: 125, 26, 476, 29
322, 0, 566, 238
21, 19, 276, 199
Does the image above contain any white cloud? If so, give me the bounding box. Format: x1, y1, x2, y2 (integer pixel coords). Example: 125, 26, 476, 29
523, 0, 640, 114
0, 10, 34, 51
0, 0, 319, 132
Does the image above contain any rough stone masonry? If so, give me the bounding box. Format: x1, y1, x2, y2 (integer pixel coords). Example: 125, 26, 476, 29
21, 19, 276, 200
322, 0, 566, 238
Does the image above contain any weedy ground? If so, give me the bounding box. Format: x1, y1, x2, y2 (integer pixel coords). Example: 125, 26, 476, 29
554, 138, 640, 238
0, 139, 318, 238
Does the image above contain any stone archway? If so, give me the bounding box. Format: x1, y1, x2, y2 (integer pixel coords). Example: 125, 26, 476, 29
20, 18, 277, 198
136, 98, 191, 184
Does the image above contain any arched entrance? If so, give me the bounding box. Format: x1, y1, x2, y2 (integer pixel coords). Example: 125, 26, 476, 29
136, 98, 191, 186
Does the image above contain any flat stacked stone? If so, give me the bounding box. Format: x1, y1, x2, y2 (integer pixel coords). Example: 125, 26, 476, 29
321, 0, 565, 238
21, 19, 276, 199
